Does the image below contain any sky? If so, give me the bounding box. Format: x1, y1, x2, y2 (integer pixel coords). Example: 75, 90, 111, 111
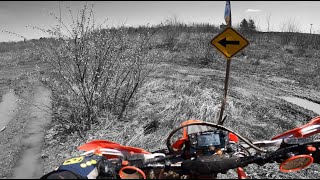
1, 1, 319, 42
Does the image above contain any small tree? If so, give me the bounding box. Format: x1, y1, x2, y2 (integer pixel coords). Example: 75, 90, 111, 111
240, 19, 249, 32
248, 19, 257, 32
240, 18, 257, 39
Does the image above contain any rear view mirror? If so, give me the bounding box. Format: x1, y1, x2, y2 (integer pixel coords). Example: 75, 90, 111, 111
279, 155, 313, 173
119, 166, 146, 179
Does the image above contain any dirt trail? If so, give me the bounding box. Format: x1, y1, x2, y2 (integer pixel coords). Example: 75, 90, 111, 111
11, 86, 52, 179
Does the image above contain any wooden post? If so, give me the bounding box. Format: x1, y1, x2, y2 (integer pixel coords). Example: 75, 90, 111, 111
217, 1, 232, 125
218, 58, 231, 125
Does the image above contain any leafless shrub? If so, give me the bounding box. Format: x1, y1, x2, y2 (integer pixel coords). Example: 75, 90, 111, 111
35, 3, 159, 137
266, 13, 272, 33
279, 18, 301, 45
161, 15, 183, 51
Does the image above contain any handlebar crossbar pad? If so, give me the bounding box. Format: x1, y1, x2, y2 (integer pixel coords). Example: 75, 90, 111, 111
182, 155, 243, 174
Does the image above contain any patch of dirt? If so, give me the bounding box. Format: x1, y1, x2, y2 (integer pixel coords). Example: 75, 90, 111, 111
0, 78, 35, 178
0, 62, 52, 179
12, 86, 52, 179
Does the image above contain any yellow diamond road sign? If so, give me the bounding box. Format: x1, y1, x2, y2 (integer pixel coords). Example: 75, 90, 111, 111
211, 27, 249, 59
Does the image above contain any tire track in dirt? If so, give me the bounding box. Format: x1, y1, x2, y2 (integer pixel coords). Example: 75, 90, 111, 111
280, 96, 320, 115
11, 86, 52, 179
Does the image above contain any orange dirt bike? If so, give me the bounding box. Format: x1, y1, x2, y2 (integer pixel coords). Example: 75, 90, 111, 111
77, 116, 320, 179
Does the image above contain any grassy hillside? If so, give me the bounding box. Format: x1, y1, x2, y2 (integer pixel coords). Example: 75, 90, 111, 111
1, 22, 320, 178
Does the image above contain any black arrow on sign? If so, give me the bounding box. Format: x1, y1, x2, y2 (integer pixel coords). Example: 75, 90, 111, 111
218, 38, 240, 47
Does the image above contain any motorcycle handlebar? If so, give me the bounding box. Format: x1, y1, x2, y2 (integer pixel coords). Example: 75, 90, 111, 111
96, 124, 320, 178
136, 139, 320, 176
183, 140, 320, 174
94, 140, 320, 179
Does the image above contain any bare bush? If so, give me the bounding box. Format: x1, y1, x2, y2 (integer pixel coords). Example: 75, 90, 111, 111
160, 15, 184, 50
279, 18, 301, 45
280, 18, 301, 33
278, 18, 320, 49
37, 4, 159, 136
266, 13, 271, 32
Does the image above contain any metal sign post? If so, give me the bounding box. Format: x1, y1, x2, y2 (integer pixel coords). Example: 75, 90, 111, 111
211, 1, 249, 125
